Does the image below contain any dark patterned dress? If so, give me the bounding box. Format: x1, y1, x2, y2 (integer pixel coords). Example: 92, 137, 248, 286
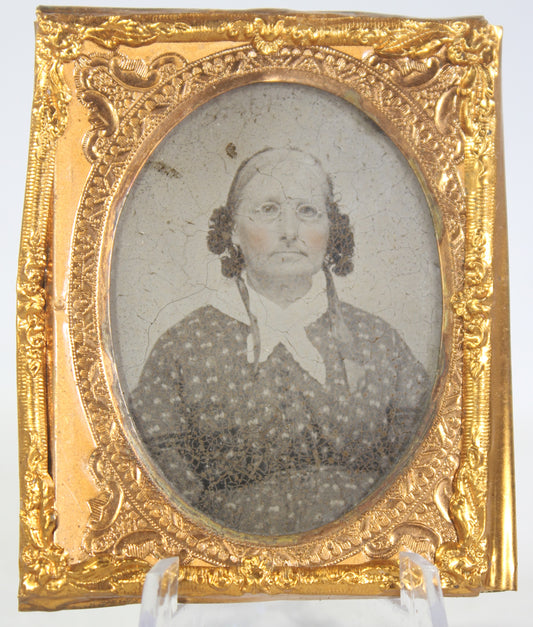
130, 303, 430, 535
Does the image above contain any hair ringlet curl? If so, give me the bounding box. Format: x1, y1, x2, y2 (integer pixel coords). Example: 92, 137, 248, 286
207, 205, 245, 278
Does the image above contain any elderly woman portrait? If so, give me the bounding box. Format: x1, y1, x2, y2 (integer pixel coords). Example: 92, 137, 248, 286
129, 148, 431, 536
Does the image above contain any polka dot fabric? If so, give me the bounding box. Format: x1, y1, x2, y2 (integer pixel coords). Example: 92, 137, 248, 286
130, 304, 430, 535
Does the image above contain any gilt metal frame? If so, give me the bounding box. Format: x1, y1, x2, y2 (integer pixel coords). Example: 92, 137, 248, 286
17, 8, 515, 610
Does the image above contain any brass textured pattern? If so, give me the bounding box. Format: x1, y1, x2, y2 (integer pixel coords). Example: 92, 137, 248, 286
178, 557, 400, 599
436, 25, 501, 589
72, 44, 461, 569
17, 11, 74, 608
17, 8, 514, 610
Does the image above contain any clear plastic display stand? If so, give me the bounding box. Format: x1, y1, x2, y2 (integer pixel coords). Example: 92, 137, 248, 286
139, 552, 448, 627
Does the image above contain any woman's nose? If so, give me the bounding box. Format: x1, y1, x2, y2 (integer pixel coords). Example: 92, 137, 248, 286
278, 207, 299, 240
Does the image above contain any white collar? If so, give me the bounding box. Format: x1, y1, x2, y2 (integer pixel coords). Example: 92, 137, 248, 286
211, 273, 328, 385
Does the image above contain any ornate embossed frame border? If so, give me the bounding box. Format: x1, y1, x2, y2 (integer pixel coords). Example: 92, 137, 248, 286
17, 8, 516, 611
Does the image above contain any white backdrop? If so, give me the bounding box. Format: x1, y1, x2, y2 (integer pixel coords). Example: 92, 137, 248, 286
111, 82, 441, 393
2, 2, 531, 626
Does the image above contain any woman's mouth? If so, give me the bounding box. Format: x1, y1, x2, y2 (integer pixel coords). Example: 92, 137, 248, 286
271, 250, 307, 257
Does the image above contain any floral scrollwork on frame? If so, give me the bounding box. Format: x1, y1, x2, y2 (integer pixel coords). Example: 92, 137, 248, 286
451, 228, 492, 379
18, 433, 151, 609
20, 433, 69, 594
178, 557, 400, 598
75, 52, 186, 162
17, 8, 513, 610
72, 43, 463, 576
435, 25, 500, 590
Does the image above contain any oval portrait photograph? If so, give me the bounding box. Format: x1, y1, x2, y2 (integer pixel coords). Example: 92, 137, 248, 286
108, 82, 442, 538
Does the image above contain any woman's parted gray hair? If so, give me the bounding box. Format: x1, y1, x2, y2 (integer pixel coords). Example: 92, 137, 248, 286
207, 148, 354, 278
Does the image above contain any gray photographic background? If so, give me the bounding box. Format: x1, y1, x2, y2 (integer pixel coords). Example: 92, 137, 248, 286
111, 83, 441, 396
3, 1, 531, 626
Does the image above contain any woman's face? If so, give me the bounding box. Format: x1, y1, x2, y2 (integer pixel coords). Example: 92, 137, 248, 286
232, 160, 330, 284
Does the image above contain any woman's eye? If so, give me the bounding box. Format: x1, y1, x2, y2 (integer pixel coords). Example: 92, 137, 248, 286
254, 203, 280, 219
297, 205, 320, 220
